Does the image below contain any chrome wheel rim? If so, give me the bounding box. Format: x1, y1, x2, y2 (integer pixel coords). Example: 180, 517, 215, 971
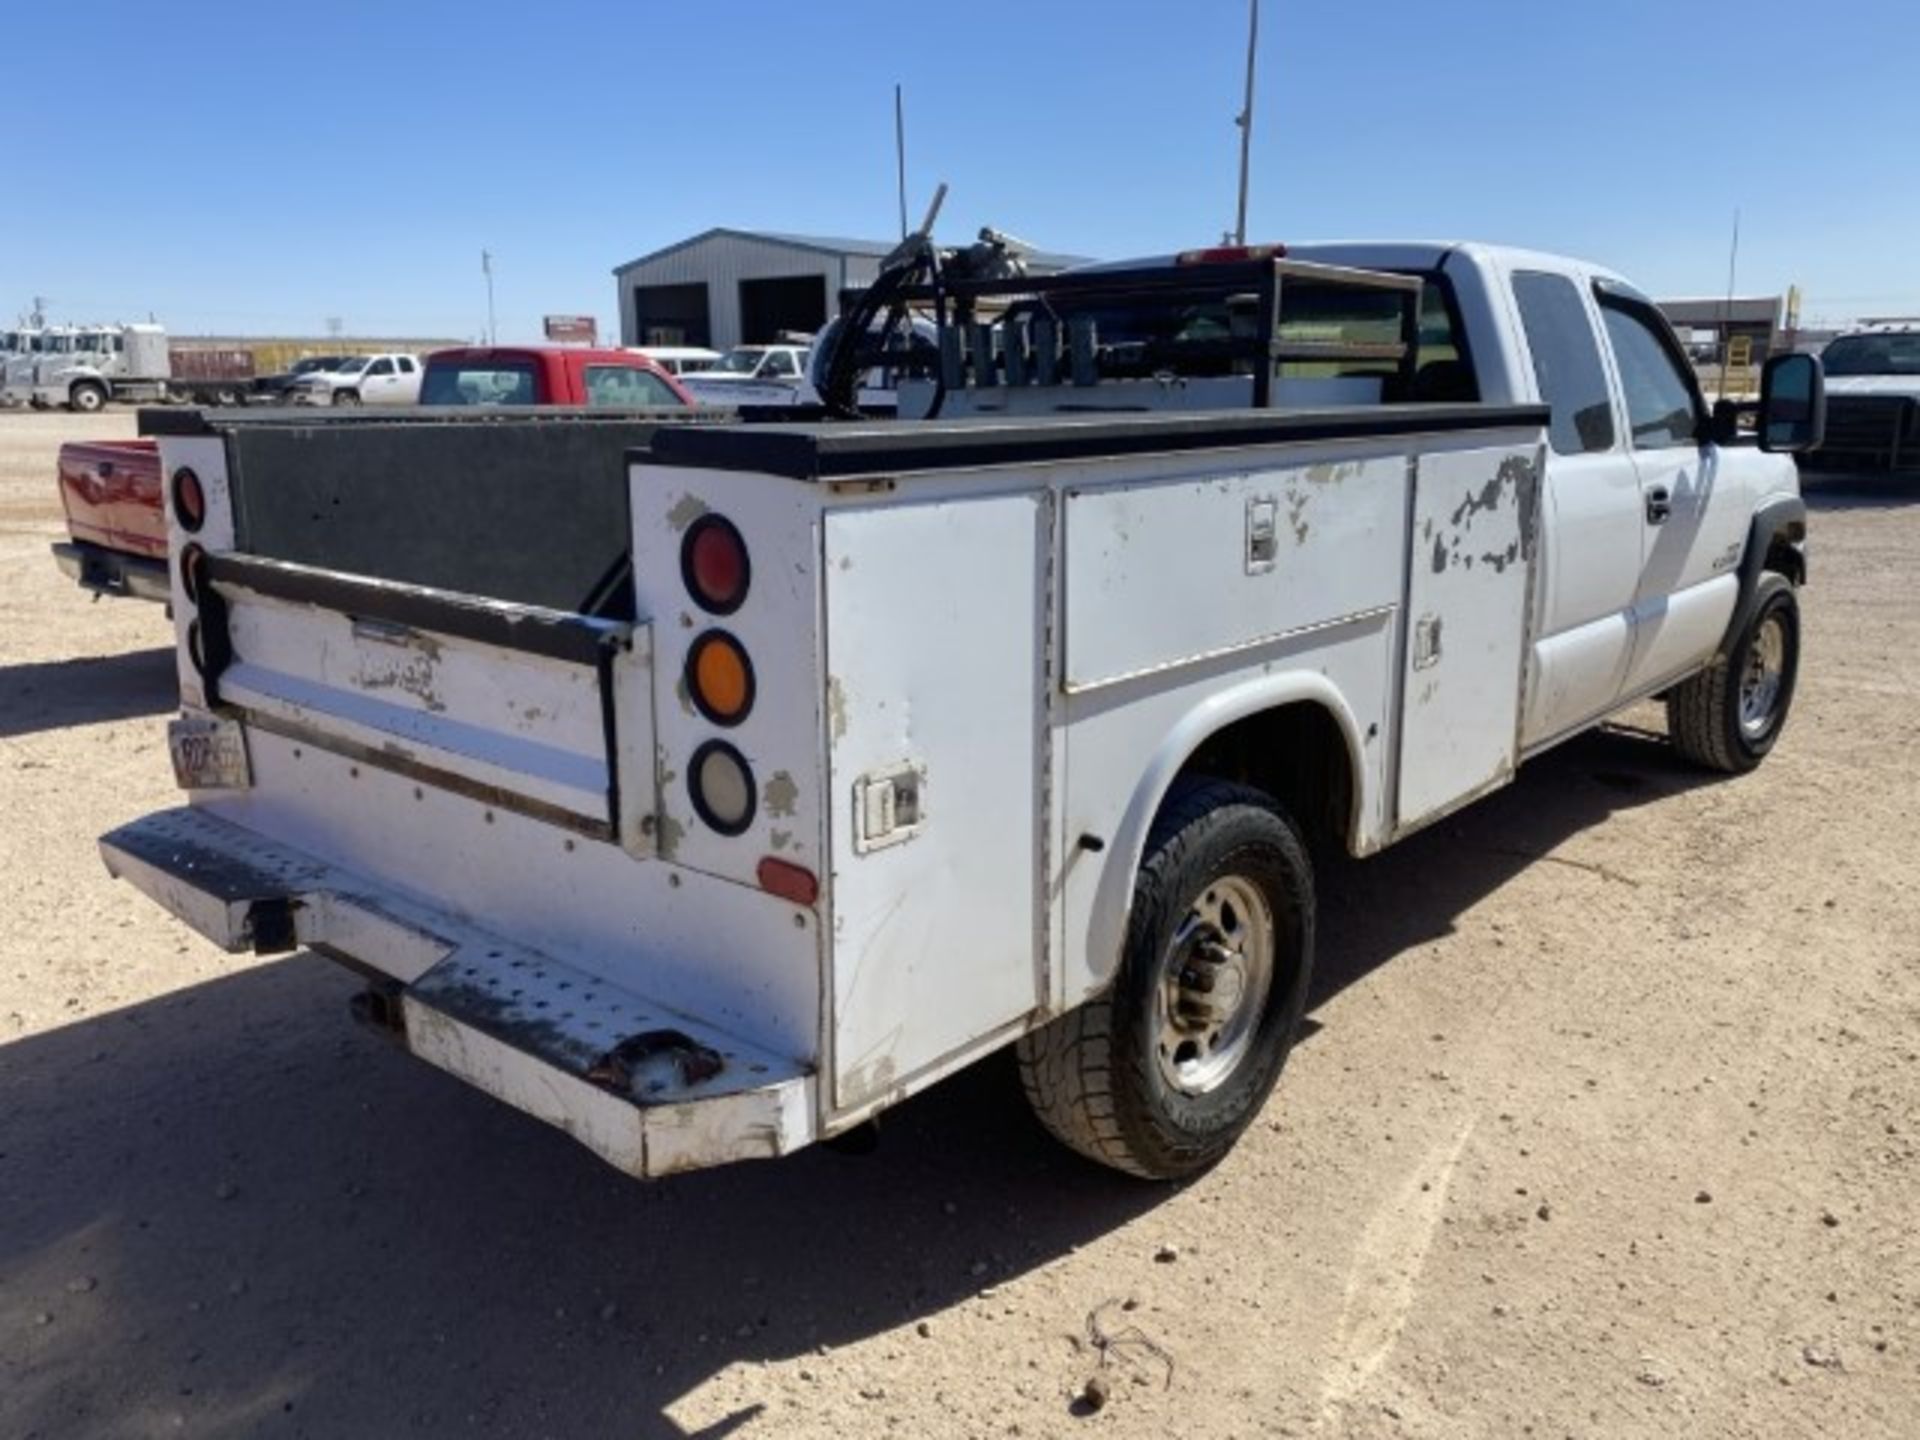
1153, 873, 1275, 1096
1739, 614, 1787, 739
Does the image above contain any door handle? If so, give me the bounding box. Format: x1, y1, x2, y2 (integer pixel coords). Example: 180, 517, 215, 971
1645, 486, 1672, 525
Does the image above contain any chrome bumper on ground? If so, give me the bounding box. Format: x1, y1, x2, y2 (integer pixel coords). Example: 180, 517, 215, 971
52, 542, 171, 603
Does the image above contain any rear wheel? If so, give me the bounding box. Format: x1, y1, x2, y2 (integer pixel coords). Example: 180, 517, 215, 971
68, 382, 107, 414
1017, 778, 1315, 1179
1667, 572, 1800, 773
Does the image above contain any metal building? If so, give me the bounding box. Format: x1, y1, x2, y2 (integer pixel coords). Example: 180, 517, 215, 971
614, 228, 1084, 351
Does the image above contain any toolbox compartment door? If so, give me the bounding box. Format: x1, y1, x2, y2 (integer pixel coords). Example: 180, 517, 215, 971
823, 492, 1047, 1111
1394, 444, 1539, 829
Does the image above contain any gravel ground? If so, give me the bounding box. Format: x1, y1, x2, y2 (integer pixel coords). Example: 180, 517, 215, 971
1, 407, 1917, 1439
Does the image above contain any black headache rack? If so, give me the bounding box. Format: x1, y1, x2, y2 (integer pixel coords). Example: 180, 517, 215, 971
834, 255, 1425, 408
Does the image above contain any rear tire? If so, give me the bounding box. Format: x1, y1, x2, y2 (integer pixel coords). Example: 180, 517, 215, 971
1017, 778, 1315, 1179
1667, 572, 1800, 773
69, 382, 107, 414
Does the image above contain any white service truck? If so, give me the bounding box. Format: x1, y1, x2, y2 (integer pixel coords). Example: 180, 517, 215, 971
102, 239, 1824, 1182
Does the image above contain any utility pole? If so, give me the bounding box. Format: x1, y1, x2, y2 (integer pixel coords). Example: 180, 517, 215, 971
1718, 209, 1740, 402
1233, 0, 1260, 246
894, 84, 909, 241
481, 249, 497, 345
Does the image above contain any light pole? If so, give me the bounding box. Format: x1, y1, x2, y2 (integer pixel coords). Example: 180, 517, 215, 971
481, 249, 497, 345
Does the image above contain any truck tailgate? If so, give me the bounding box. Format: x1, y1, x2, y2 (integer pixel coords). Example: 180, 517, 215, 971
200, 551, 651, 847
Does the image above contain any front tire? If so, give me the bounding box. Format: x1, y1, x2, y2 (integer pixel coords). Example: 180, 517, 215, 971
1017, 778, 1315, 1179
69, 382, 107, 414
1667, 572, 1800, 773
332, 388, 361, 407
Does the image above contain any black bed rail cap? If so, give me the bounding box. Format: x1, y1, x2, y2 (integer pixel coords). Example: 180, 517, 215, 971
639, 404, 1550, 481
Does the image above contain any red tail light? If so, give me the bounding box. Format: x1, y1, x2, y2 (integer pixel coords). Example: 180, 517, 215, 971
172, 467, 207, 532
682, 514, 750, 614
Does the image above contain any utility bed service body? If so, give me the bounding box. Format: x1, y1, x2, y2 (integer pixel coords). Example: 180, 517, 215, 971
105, 244, 1821, 1181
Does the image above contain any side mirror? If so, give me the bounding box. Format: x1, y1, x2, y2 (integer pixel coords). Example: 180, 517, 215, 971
1710, 396, 1760, 444
1758, 352, 1825, 454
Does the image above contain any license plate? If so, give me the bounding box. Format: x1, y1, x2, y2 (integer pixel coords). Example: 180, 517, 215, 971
168, 713, 252, 791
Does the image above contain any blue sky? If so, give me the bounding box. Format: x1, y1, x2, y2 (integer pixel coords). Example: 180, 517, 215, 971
6, 0, 1915, 341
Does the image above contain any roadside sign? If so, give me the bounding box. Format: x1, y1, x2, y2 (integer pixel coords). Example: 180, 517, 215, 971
544, 315, 597, 345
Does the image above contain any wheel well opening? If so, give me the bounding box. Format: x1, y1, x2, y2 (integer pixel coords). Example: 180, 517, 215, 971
1173, 702, 1356, 855
1765, 535, 1805, 585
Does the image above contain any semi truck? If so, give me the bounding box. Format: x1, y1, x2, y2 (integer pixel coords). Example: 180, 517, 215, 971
1, 323, 256, 411
102, 234, 1823, 1183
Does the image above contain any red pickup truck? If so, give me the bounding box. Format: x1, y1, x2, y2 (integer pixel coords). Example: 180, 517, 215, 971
419, 346, 691, 407
49, 347, 692, 604
51, 438, 170, 601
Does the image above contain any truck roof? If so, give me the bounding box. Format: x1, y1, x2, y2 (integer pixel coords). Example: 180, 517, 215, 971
428, 345, 665, 365
1072, 241, 1631, 290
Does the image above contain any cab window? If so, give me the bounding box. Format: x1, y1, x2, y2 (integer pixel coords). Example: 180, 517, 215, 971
760, 349, 799, 378
583, 365, 681, 407
1599, 302, 1698, 449
366, 358, 394, 377
1512, 271, 1615, 455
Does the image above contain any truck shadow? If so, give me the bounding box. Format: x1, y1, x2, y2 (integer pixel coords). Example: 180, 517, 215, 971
0, 725, 1715, 1439
0, 647, 177, 739
1308, 719, 1714, 1009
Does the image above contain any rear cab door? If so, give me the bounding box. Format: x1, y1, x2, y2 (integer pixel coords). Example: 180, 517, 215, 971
1497, 259, 1646, 748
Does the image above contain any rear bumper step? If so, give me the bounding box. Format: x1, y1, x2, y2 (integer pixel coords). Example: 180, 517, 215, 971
99, 806, 815, 1178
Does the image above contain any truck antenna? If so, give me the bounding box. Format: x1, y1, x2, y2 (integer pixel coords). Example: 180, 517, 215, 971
1233, 0, 1260, 246
895, 84, 909, 241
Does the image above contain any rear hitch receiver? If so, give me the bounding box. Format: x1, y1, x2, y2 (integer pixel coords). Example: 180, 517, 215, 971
348, 982, 408, 1039
246, 897, 299, 955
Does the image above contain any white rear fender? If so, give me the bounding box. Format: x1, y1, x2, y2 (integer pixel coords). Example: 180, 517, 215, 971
1074, 669, 1368, 999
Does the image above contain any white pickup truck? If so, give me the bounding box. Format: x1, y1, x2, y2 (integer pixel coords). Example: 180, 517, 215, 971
286, 352, 423, 407
103, 240, 1824, 1182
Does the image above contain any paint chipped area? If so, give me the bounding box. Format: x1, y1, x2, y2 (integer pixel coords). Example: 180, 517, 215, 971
1429, 455, 1536, 574
826, 677, 850, 744
353, 652, 447, 712
665, 492, 710, 532
763, 770, 799, 819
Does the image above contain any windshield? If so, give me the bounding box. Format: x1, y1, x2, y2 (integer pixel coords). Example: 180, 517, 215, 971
419, 359, 539, 406
1823, 334, 1920, 377
293, 356, 346, 374
710, 347, 768, 374
333, 356, 370, 375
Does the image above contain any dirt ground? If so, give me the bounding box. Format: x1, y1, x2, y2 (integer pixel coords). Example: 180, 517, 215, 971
2, 406, 1916, 1440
